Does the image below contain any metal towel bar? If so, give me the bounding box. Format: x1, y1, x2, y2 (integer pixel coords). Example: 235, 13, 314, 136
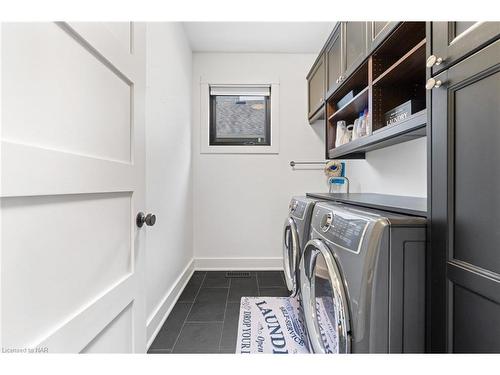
289, 161, 327, 167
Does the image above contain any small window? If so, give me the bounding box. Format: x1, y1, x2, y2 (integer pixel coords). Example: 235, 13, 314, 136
209, 85, 271, 146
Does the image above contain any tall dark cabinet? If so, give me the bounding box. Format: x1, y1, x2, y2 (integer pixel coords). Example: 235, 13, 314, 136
429, 28, 500, 352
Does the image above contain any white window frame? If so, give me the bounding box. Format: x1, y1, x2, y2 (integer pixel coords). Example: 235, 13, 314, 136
200, 80, 280, 154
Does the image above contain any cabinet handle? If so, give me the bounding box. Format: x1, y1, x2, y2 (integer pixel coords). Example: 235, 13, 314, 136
426, 55, 444, 68
335, 77, 339, 83
425, 78, 443, 90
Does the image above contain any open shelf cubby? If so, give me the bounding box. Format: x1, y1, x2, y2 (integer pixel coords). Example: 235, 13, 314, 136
328, 86, 369, 124
371, 22, 426, 80
325, 22, 427, 160
326, 61, 369, 155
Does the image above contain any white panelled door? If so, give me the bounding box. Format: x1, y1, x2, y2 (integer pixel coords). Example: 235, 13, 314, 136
1, 22, 147, 353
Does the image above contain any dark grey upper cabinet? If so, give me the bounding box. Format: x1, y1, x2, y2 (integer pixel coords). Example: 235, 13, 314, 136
325, 22, 368, 98
326, 26, 342, 95
430, 39, 500, 352
368, 21, 399, 52
343, 22, 368, 78
430, 22, 500, 75
307, 53, 326, 120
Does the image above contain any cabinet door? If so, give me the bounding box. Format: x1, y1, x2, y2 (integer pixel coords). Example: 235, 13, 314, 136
342, 22, 367, 78
307, 54, 325, 119
430, 39, 500, 352
326, 27, 342, 96
430, 22, 500, 75
368, 21, 399, 52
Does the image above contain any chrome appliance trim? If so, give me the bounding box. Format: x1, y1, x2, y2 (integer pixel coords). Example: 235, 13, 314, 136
283, 217, 300, 296
300, 239, 351, 354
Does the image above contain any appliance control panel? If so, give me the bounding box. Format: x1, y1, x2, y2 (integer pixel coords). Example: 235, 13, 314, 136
325, 212, 368, 253
290, 200, 307, 219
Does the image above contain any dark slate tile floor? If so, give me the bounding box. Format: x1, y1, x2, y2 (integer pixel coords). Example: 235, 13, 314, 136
148, 270, 288, 354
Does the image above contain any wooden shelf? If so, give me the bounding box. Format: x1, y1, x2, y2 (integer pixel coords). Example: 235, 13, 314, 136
326, 60, 369, 103
328, 109, 426, 159
327, 86, 369, 123
373, 39, 426, 86
309, 104, 325, 123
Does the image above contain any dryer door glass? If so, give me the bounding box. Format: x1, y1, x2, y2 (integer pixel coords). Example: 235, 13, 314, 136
283, 217, 299, 295
300, 239, 351, 353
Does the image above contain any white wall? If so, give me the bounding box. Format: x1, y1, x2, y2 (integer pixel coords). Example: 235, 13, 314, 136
344, 137, 427, 197
192, 53, 327, 269
145, 23, 193, 345
192, 53, 427, 268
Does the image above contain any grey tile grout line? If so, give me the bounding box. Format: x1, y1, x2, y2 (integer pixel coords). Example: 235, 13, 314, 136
217, 276, 231, 353
161, 272, 284, 353
170, 272, 207, 353
256, 272, 261, 297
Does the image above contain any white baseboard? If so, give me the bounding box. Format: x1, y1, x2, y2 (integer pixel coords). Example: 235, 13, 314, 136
146, 259, 194, 349
194, 257, 283, 271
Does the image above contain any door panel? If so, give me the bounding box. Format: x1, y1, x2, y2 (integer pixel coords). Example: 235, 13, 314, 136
308, 54, 325, 118
431, 38, 500, 352
452, 285, 500, 353
326, 27, 342, 95
1, 22, 146, 353
373, 22, 389, 37
1, 193, 132, 347
102, 22, 133, 54
81, 303, 133, 353
431, 22, 500, 75
453, 71, 500, 274
343, 22, 367, 77
454, 22, 476, 36
2, 22, 132, 163
368, 21, 399, 52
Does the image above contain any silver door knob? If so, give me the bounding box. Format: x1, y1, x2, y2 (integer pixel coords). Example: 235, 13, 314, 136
335, 77, 339, 83
426, 78, 442, 90
426, 55, 444, 68
136, 212, 156, 227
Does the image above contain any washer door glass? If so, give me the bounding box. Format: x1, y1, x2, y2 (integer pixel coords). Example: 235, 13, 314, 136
300, 239, 351, 353
283, 217, 300, 295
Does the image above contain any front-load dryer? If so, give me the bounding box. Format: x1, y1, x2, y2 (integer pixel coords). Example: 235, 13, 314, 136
299, 201, 426, 353
283, 196, 319, 296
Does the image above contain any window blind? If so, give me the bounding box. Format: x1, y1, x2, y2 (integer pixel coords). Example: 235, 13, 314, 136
209, 85, 271, 96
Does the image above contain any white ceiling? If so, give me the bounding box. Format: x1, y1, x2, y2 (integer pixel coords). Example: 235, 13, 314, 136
183, 22, 337, 53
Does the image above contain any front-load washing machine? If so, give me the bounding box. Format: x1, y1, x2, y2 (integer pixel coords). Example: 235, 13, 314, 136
283, 196, 320, 296
299, 201, 426, 353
